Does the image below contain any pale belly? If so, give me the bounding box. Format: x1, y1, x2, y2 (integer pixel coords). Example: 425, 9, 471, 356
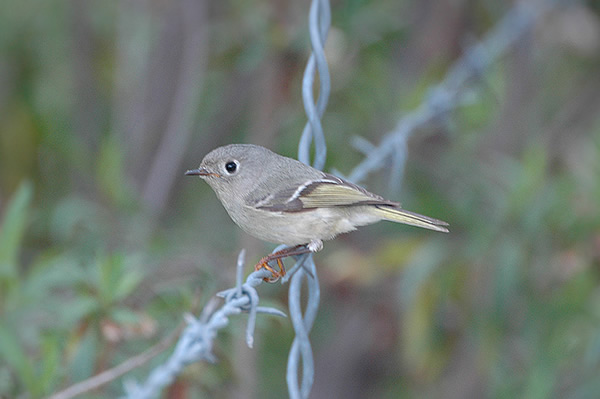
227, 205, 380, 246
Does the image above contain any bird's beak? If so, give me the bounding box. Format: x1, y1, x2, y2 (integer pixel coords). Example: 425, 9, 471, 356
185, 167, 219, 178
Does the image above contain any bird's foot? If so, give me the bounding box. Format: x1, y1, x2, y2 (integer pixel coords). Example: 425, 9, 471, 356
255, 256, 286, 283
254, 244, 314, 283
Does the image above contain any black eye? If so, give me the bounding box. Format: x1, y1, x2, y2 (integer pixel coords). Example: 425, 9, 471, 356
225, 161, 237, 174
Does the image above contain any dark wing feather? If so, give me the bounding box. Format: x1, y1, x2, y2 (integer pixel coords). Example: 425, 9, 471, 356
251, 173, 398, 213
250, 186, 306, 212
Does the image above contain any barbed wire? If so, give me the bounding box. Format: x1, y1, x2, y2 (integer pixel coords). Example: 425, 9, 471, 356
118, 1, 549, 398
122, 251, 286, 399
286, 0, 331, 398
298, 0, 331, 171
346, 1, 548, 190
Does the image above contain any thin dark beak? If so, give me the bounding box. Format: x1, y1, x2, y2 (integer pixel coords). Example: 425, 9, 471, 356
185, 168, 207, 176
185, 167, 219, 177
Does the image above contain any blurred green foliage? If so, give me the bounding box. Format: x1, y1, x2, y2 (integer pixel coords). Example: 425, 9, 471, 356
1, 0, 600, 398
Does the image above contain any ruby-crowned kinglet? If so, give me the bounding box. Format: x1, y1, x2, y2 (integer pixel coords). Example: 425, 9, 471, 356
186, 144, 448, 281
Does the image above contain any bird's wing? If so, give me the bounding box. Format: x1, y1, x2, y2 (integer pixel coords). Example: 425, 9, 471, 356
249, 173, 398, 213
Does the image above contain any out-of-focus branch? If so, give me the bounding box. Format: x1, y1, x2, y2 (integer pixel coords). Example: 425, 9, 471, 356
47, 324, 183, 399
141, 0, 209, 217
69, 0, 102, 153
111, 0, 153, 182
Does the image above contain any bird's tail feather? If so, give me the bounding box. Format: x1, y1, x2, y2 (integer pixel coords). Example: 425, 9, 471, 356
374, 205, 449, 233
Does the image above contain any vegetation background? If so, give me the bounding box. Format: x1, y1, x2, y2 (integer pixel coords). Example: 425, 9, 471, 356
1, 0, 599, 398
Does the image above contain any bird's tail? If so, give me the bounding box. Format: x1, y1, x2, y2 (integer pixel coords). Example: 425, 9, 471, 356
374, 205, 449, 233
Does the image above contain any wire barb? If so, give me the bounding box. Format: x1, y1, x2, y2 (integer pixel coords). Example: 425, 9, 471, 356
122, 252, 285, 399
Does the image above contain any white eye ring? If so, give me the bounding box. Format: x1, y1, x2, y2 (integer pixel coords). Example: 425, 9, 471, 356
224, 160, 239, 175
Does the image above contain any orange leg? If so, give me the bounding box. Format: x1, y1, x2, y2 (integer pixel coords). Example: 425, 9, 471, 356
254, 245, 312, 283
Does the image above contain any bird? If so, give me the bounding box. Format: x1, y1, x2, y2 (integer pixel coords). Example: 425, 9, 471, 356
186, 144, 448, 282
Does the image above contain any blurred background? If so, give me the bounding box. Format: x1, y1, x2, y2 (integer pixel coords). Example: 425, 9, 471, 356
1, 0, 600, 398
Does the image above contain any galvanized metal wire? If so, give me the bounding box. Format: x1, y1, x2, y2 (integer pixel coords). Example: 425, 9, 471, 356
285, 0, 331, 398
122, 251, 285, 399
298, 0, 331, 171
347, 2, 544, 190
122, 2, 547, 398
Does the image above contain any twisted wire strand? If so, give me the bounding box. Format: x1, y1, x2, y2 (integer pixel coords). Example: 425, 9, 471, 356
346, 2, 546, 188
122, 251, 285, 399
286, 258, 320, 399
298, 0, 331, 170
287, 0, 331, 398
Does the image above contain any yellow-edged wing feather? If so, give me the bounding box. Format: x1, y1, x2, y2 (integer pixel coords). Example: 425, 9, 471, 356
298, 178, 396, 208
372, 206, 449, 233
252, 174, 449, 233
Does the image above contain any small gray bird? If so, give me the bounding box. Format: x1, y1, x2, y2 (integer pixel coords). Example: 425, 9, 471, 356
186, 144, 448, 281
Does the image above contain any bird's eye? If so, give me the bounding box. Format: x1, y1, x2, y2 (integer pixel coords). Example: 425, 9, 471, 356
225, 161, 238, 174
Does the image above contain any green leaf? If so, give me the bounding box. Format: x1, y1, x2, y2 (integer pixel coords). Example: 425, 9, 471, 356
0, 324, 35, 392
95, 253, 142, 305
113, 268, 143, 302
39, 334, 61, 395
109, 307, 141, 324
23, 254, 88, 298
0, 181, 33, 286
96, 135, 131, 207
60, 296, 101, 326
522, 366, 555, 399
69, 328, 98, 383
